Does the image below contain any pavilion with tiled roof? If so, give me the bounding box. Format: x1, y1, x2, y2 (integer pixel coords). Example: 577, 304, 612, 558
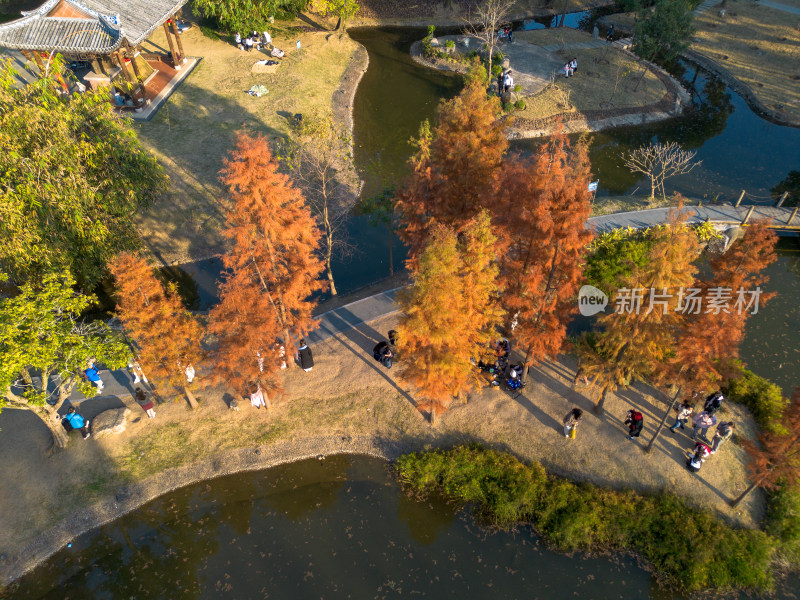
0, 0, 190, 108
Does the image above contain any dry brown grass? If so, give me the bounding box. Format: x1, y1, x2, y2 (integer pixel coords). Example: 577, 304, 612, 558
133, 24, 358, 263
515, 44, 667, 120
692, 0, 800, 120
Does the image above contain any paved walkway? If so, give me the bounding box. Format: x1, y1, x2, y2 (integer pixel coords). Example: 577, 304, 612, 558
759, 0, 800, 15
540, 39, 607, 52
56, 205, 796, 406
694, 0, 719, 15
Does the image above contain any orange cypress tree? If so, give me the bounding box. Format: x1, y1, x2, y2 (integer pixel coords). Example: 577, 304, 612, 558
732, 388, 800, 507
497, 135, 593, 375
579, 205, 700, 413
395, 79, 508, 258
217, 133, 326, 363
672, 221, 778, 393
207, 268, 284, 403
397, 212, 502, 422
109, 252, 204, 407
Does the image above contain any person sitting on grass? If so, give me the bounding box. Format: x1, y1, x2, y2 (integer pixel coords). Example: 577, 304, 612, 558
62, 406, 90, 440
570, 57, 578, 75
686, 441, 711, 472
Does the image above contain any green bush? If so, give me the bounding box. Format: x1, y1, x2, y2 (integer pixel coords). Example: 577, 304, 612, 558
723, 368, 789, 434
767, 485, 800, 568
502, 101, 514, 112
491, 64, 503, 76
397, 445, 776, 592
514, 99, 526, 109
584, 228, 656, 295
445, 39, 455, 49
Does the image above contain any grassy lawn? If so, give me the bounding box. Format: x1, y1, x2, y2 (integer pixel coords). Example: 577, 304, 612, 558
133, 23, 358, 264
514, 43, 667, 121
692, 0, 800, 120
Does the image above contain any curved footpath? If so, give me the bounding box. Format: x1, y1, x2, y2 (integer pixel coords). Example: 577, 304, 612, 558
2, 207, 788, 588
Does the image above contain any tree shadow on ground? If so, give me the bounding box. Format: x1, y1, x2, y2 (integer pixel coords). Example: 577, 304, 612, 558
135, 78, 284, 263
316, 308, 418, 409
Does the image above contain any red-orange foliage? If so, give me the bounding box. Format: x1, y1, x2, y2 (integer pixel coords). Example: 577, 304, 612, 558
734, 388, 800, 506
216, 132, 325, 362
109, 252, 204, 393
207, 269, 284, 398
397, 213, 503, 414
496, 135, 593, 366
672, 222, 778, 393
395, 79, 508, 259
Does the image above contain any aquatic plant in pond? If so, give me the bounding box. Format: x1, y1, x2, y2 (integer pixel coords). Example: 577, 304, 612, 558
396, 445, 775, 592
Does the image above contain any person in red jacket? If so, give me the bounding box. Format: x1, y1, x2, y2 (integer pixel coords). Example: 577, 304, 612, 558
624, 409, 644, 441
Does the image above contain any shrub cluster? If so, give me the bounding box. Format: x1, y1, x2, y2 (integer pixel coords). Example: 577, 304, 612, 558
723, 367, 789, 435
396, 445, 775, 592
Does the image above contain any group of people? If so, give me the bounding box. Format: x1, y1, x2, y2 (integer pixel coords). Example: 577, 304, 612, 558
497, 69, 514, 96
669, 391, 736, 472
234, 31, 285, 57
498, 25, 514, 43
562, 58, 578, 78
563, 391, 737, 476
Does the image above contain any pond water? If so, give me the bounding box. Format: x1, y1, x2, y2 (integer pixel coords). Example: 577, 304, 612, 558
10, 454, 794, 600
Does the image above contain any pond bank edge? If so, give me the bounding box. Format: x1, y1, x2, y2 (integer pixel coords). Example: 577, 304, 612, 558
0, 434, 415, 590
408, 37, 690, 139
681, 49, 800, 129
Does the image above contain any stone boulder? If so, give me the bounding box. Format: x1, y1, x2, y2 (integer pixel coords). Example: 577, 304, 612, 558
91, 407, 130, 437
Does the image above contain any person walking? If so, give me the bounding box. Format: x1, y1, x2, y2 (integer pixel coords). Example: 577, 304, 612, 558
563, 408, 583, 439
61, 406, 90, 439
497, 70, 504, 97
704, 391, 724, 416
84, 364, 104, 393
691, 411, 717, 441
135, 387, 156, 419
503, 70, 514, 94
129, 361, 148, 385
624, 409, 644, 440
710, 421, 736, 454
669, 401, 694, 433
250, 384, 267, 410
296, 339, 314, 372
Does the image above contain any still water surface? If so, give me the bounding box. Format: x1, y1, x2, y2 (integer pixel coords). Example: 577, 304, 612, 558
0, 456, 716, 599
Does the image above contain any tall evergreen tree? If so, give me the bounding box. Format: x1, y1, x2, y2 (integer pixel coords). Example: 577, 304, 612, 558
497, 135, 593, 376
579, 206, 700, 413
395, 79, 508, 259
732, 388, 800, 507
216, 133, 325, 366
397, 212, 503, 422
109, 253, 204, 408
207, 269, 284, 403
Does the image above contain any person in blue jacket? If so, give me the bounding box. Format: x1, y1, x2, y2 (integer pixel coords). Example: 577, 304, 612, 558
62, 406, 90, 439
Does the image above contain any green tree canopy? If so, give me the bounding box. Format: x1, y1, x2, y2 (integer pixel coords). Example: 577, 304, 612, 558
0, 59, 167, 288
192, 0, 307, 33
0, 270, 130, 448
633, 0, 695, 64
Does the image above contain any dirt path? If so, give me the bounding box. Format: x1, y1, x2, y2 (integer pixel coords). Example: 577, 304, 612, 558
0, 313, 763, 588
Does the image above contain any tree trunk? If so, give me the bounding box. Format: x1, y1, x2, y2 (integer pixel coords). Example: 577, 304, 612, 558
730, 481, 758, 507
594, 388, 608, 414
183, 385, 199, 410
39, 407, 69, 451
650, 175, 657, 199
324, 203, 337, 296
429, 407, 437, 426
646, 386, 681, 453
263, 388, 272, 410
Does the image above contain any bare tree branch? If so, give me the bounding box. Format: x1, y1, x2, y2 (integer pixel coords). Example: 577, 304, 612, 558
463, 0, 515, 83
623, 141, 701, 199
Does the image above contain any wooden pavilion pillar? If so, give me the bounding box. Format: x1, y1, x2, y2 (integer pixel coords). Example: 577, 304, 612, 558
113, 49, 143, 107
169, 16, 185, 63
162, 21, 180, 69
123, 42, 148, 104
